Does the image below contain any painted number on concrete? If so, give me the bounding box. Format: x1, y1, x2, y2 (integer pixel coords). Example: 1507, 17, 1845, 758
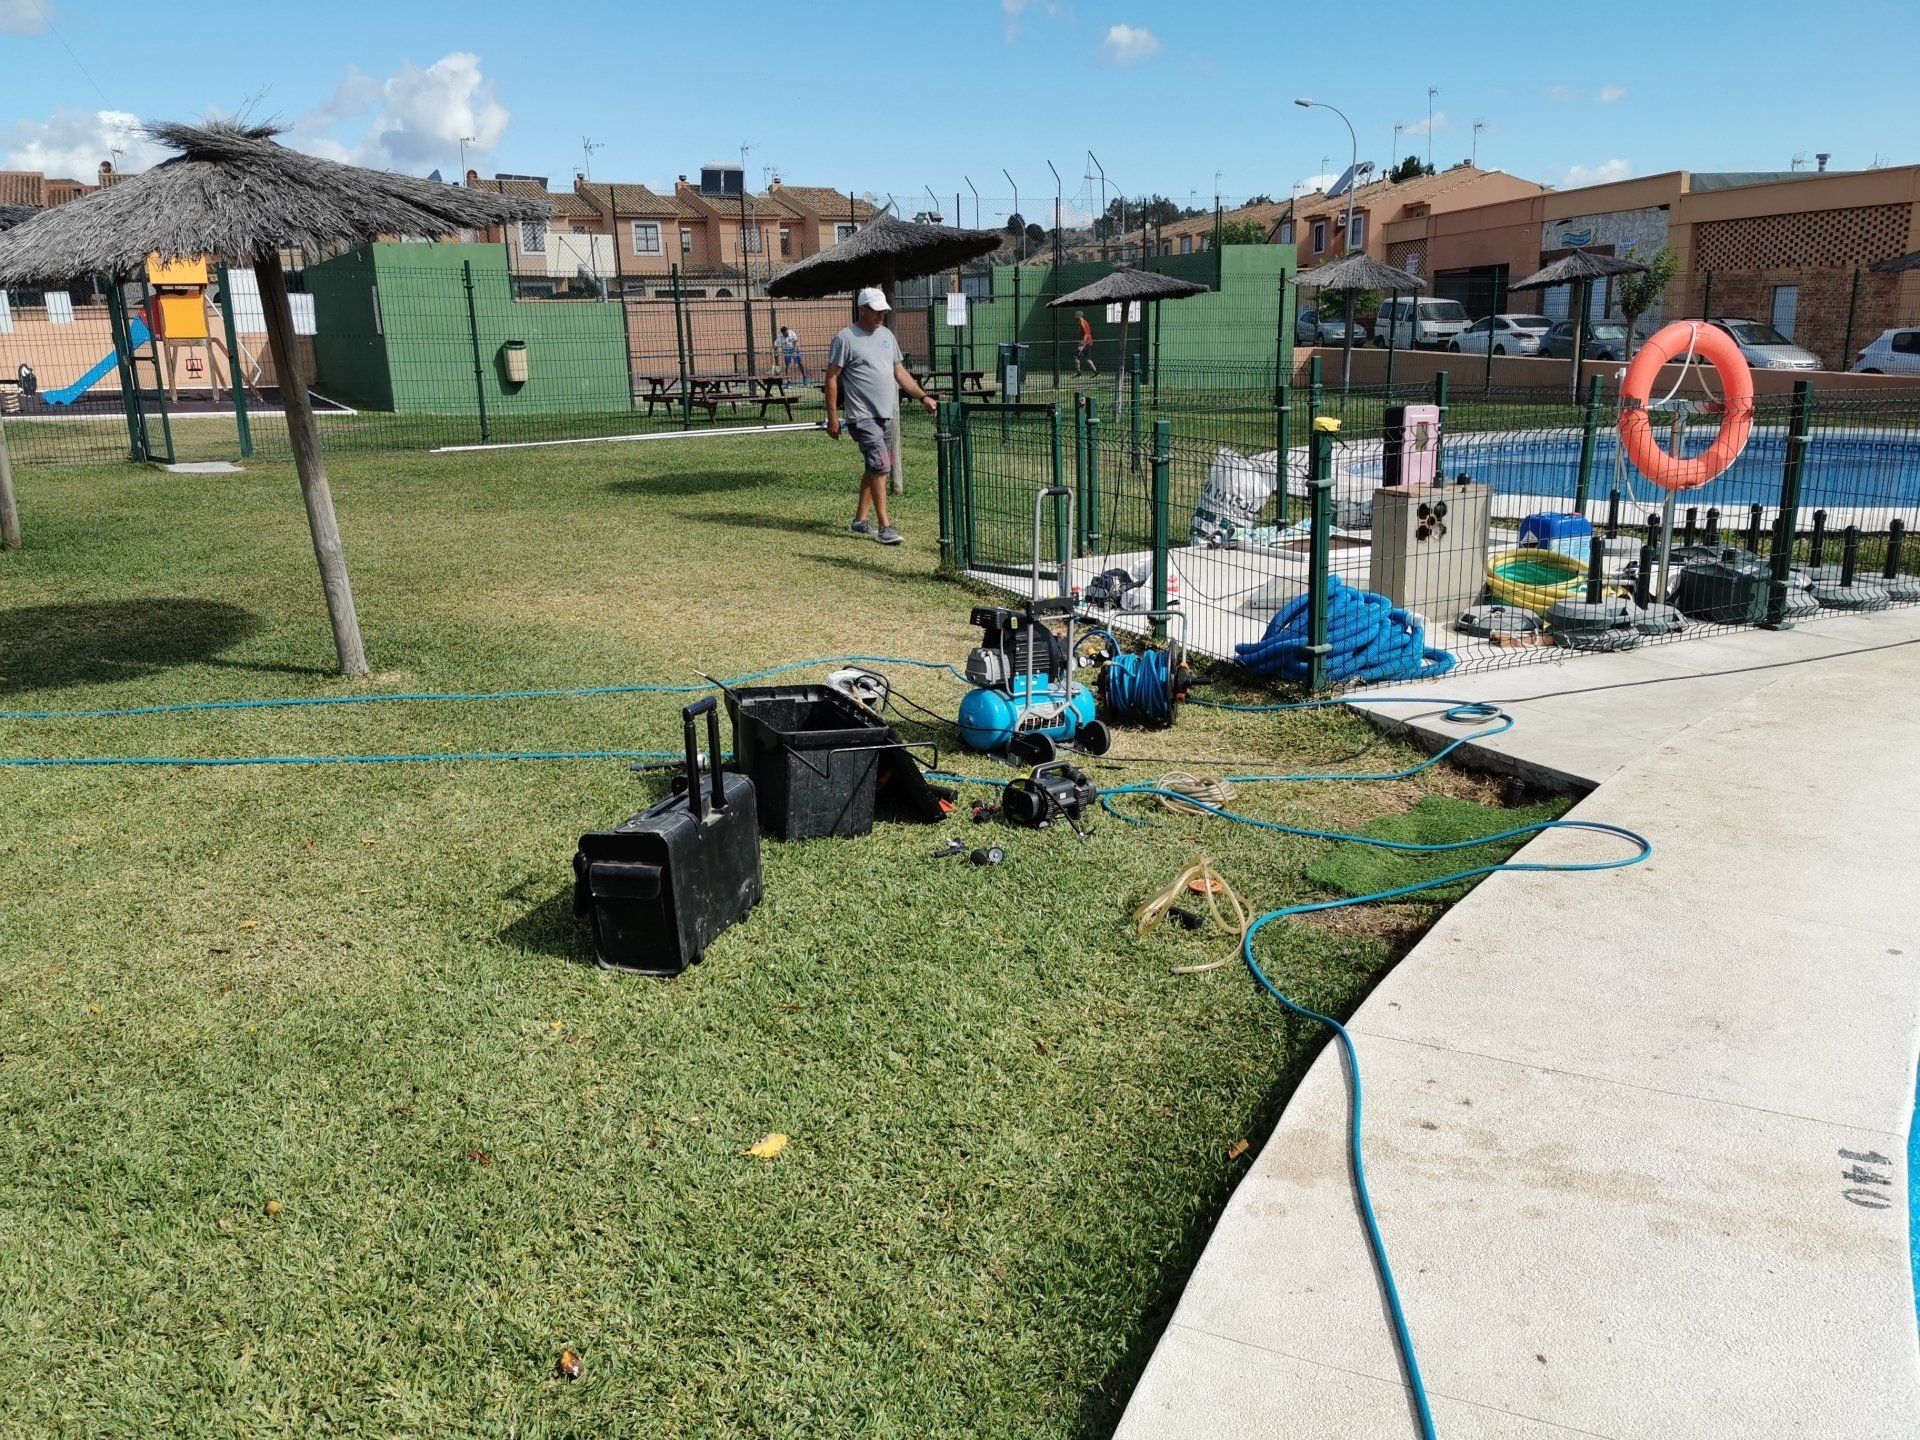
1838, 1147, 1894, 1210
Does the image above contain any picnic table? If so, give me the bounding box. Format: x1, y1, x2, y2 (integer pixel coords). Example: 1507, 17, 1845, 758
910, 369, 997, 400
635, 374, 799, 421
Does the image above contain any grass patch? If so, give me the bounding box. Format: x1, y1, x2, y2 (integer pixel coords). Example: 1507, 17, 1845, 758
1306, 792, 1570, 906
1, 428, 1538, 1437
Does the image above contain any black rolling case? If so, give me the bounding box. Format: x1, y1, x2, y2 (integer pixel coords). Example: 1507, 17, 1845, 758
572, 698, 763, 976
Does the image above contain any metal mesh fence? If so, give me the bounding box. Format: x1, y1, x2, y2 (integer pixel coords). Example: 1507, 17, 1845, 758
939, 373, 1920, 690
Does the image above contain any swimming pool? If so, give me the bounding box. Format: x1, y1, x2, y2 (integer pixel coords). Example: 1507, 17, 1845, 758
1346, 428, 1920, 512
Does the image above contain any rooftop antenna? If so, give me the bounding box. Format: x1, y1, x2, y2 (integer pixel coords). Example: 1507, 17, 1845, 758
581, 136, 602, 182
1472, 120, 1486, 166
1789, 152, 1805, 171
459, 135, 478, 178
1427, 85, 1439, 170
1391, 123, 1403, 170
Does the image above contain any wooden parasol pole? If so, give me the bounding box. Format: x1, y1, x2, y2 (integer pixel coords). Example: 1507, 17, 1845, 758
883, 260, 904, 495
0, 415, 19, 550
253, 258, 369, 676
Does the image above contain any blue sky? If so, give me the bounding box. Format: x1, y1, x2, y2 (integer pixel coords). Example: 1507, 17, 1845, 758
4, 0, 1918, 220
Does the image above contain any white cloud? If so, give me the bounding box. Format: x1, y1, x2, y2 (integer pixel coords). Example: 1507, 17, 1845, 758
1096, 23, 1163, 66
1001, 0, 1063, 41
0, 0, 53, 37
1546, 84, 1580, 102
1400, 109, 1447, 137
1597, 85, 1627, 103
288, 52, 509, 174
1562, 158, 1632, 187
2, 108, 161, 178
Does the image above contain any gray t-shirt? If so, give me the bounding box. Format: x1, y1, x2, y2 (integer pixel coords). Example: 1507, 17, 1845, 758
827, 321, 902, 423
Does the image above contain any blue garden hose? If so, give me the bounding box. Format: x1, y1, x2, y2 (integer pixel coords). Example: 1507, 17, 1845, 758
1102, 648, 1178, 726
1237, 576, 1455, 686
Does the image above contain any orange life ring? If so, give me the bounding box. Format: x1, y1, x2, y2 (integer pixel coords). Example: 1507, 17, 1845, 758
1617, 321, 1754, 490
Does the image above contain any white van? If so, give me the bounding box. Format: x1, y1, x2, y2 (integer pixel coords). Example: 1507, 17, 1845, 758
1372, 297, 1471, 350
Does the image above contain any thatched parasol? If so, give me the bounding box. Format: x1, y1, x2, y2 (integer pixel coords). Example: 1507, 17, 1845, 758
767, 215, 1001, 496
0, 204, 38, 233
0, 120, 546, 675
1048, 265, 1210, 410
1293, 252, 1427, 396
1869, 250, 1920, 275
766, 215, 1002, 300
1510, 251, 1649, 399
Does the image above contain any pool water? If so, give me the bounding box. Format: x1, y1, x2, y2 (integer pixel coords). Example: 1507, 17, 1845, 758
1352, 429, 1920, 512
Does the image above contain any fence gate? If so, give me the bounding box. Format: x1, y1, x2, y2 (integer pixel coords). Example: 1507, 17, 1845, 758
950, 400, 1067, 578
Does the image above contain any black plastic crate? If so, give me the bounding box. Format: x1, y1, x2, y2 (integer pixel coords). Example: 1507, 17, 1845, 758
725, 685, 894, 840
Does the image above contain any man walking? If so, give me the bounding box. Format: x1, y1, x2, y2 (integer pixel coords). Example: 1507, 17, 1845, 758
1075, 310, 1097, 376
825, 287, 936, 545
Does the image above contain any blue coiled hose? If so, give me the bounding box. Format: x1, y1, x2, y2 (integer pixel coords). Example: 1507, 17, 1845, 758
1237, 576, 1455, 685
1102, 648, 1177, 726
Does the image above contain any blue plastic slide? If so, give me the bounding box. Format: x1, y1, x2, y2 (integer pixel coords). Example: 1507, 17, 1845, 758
42, 315, 151, 406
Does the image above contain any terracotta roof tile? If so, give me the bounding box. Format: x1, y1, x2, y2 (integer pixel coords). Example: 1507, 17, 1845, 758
0, 172, 46, 208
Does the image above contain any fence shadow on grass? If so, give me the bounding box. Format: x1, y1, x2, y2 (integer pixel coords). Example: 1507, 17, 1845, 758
603, 468, 793, 499
0, 597, 264, 692
689, 511, 842, 537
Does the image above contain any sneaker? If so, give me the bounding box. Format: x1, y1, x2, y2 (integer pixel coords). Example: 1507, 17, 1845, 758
850, 518, 875, 537
876, 525, 903, 546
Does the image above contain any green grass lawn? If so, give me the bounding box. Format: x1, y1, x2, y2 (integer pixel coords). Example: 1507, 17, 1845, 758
0, 430, 1538, 1438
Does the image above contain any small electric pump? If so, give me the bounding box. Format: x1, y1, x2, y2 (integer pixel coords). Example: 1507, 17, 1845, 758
1000, 760, 1099, 831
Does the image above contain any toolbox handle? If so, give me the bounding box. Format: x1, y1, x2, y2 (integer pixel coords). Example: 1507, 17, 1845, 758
784, 738, 938, 781
681, 697, 727, 820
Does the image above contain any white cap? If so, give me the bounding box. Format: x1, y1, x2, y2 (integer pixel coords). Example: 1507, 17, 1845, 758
856, 286, 890, 312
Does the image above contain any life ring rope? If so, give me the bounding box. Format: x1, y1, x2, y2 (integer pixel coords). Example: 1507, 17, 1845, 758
1618, 320, 1755, 491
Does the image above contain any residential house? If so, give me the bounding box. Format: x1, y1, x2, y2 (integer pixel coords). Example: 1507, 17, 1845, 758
0, 166, 98, 213
1381, 164, 1920, 364
464, 171, 605, 288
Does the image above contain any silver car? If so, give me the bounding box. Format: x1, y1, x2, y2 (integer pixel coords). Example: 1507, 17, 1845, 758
1708, 318, 1823, 370
1295, 307, 1363, 346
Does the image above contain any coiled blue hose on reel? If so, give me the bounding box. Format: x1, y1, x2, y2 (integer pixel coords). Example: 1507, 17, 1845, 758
1236, 576, 1455, 685
1101, 647, 1177, 726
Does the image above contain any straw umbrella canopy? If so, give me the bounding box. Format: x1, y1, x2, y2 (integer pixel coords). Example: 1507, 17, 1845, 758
1509, 251, 1648, 399
766, 215, 1002, 302
1869, 250, 1920, 275
768, 215, 1001, 495
0, 204, 37, 233
1048, 264, 1209, 410
0, 120, 547, 675
1292, 251, 1428, 395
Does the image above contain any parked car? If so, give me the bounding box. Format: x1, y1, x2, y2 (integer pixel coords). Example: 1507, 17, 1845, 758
1446, 313, 1556, 356
1851, 327, 1920, 375
1295, 307, 1363, 346
1706, 318, 1822, 370
1543, 319, 1634, 361
1372, 296, 1470, 349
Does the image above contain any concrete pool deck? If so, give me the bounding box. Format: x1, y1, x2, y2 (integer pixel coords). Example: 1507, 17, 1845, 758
1116, 607, 1920, 1438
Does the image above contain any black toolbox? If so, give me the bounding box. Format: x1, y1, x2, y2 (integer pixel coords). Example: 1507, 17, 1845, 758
572, 698, 762, 976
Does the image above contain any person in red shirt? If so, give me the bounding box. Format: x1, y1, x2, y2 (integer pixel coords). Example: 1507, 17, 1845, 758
1075, 311, 1097, 377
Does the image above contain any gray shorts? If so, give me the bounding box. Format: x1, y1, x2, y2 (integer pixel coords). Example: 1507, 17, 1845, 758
847, 415, 895, 475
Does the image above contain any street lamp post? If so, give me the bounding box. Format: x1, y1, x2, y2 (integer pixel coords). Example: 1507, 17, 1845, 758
1296, 97, 1361, 395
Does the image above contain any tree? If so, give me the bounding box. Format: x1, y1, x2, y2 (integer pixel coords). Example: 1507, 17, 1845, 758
1004, 212, 1025, 236
1389, 155, 1434, 183
1615, 246, 1679, 359
1092, 193, 1198, 240
1024, 222, 1047, 249
1217, 218, 1269, 246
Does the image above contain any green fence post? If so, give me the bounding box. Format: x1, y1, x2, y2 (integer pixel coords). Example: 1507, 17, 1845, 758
461, 260, 491, 444
104, 281, 146, 462
1151, 297, 1162, 406
1072, 394, 1087, 552
1385, 290, 1399, 394
1432, 369, 1449, 483
1764, 380, 1814, 629
1150, 419, 1172, 632
1274, 377, 1291, 525
1050, 402, 1069, 564
671, 264, 691, 430
935, 399, 954, 571
959, 408, 976, 570
1307, 352, 1323, 428
1701, 269, 1713, 320
216, 262, 252, 458
1840, 266, 1861, 371
1085, 396, 1102, 554
1573, 372, 1602, 517
1306, 417, 1336, 693
136, 276, 176, 464
1129, 352, 1144, 472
